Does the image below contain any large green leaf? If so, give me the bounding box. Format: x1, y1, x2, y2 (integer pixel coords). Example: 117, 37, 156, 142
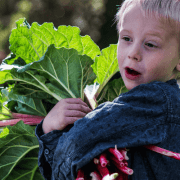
1, 89, 47, 116
91, 44, 119, 98
12, 83, 53, 99
0, 121, 41, 180
4, 45, 96, 101
9, 18, 100, 64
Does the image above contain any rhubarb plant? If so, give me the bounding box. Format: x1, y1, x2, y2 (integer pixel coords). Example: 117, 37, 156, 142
0, 121, 43, 180
0, 18, 128, 179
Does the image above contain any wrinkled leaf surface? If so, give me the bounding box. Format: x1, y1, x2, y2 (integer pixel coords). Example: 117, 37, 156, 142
1, 89, 47, 116
9, 18, 100, 64
0, 121, 41, 180
1, 45, 96, 101
91, 44, 119, 98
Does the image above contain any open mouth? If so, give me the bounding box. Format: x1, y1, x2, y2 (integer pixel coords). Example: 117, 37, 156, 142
126, 67, 141, 75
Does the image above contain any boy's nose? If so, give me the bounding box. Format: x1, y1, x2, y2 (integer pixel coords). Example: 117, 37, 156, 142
128, 55, 141, 62
128, 44, 142, 62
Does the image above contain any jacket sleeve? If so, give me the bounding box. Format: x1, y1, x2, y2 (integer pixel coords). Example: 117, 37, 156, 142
35, 120, 70, 180
36, 82, 170, 180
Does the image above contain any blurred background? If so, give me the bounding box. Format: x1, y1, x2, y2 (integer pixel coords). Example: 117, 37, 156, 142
0, 0, 123, 63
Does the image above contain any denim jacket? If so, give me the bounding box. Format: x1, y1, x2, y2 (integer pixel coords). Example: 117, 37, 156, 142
35, 79, 180, 180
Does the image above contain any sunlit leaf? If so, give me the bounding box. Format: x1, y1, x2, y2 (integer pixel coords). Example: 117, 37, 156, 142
92, 44, 119, 98
0, 127, 9, 138
9, 18, 100, 64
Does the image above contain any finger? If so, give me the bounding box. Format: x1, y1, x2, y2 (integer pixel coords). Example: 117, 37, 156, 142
66, 104, 92, 113
65, 98, 89, 107
65, 117, 82, 125
65, 110, 87, 118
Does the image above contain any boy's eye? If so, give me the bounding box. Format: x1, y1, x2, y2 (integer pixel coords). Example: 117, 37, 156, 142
121, 37, 157, 48
122, 37, 130, 41
146, 43, 157, 48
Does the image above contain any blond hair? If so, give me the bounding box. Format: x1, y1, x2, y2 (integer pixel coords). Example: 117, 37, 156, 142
116, 0, 180, 77
117, 0, 180, 35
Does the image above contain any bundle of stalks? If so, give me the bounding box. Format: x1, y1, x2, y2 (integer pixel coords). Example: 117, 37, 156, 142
76, 145, 180, 180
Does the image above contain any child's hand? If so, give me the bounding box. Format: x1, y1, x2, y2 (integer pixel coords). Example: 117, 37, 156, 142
42, 98, 92, 134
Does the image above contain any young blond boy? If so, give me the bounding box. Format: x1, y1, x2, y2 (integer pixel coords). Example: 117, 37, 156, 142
36, 0, 180, 179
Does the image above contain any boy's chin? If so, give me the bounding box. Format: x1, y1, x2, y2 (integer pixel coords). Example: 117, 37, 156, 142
124, 81, 140, 91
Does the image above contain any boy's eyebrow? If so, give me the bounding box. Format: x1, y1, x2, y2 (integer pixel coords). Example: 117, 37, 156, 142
120, 29, 164, 40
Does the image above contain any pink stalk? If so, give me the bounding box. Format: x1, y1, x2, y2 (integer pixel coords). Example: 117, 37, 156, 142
115, 166, 133, 175
112, 166, 129, 180
76, 169, 85, 180
90, 171, 102, 180
108, 148, 124, 162
119, 150, 129, 161
94, 158, 111, 180
122, 160, 128, 167
144, 145, 180, 160
111, 156, 133, 176
0, 119, 20, 126
96, 163, 109, 178
0, 117, 44, 127
94, 163, 119, 180
109, 155, 124, 167
11, 112, 45, 119
99, 153, 108, 167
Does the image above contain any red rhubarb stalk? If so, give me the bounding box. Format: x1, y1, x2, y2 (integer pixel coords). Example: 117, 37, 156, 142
109, 155, 124, 167
76, 169, 85, 180
119, 150, 129, 161
0, 119, 25, 126
94, 158, 110, 180
116, 166, 133, 175
112, 166, 129, 180
96, 162, 109, 177
11, 112, 45, 119
0, 117, 44, 127
123, 160, 128, 167
108, 148, 124, 161
111, 154, 133, 176
94, 160, 119, 180
144, 145, 180, 160
99, 153, 108, 167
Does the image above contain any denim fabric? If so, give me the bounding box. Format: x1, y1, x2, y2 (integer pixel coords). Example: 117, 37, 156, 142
35, 79, 180, 180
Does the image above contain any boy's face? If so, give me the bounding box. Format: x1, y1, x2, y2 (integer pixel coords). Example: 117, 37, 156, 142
117, 5, 180, 90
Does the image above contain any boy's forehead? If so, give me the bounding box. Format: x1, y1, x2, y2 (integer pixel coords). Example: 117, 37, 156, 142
120, 4, 174, 42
